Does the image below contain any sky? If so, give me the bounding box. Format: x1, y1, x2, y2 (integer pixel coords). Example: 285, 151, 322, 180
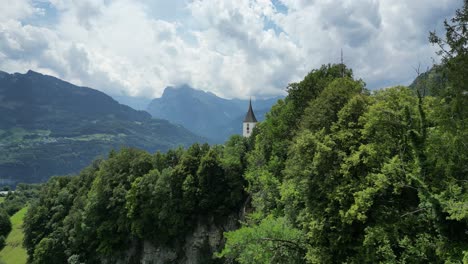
0, 0, 461, 99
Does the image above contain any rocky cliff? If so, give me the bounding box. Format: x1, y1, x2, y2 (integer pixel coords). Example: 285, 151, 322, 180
103, 215, 240, 264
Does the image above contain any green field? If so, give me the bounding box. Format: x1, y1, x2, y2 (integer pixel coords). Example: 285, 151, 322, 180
0, 197, 4, 204
0, 206, 28, 264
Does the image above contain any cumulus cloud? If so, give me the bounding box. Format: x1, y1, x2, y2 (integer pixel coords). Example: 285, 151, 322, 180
0, 0, 462, 99
273, 0, 459, 88
0, 0, 40, 22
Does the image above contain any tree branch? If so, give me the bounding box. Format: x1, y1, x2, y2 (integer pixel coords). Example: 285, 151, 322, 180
257, 237, 306, 253
401, 207, 428, 217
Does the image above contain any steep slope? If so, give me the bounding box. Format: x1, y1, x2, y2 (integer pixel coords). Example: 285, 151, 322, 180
146, 85, 282, 142
0, 70, 204, 185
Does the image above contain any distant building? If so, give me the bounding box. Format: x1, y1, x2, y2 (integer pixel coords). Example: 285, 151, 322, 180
243, 99, 258, 137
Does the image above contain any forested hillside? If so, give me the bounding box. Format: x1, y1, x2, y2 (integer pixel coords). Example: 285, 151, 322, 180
0, 71, 203, 185
22, 3, 467, 264
23, 140, 250, 263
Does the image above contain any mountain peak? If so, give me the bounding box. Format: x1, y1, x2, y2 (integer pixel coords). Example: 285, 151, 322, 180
147, 87, 281, 142
21, 70, 43, 77
161, 84, 217, 99
26, 69, 38, 74
162, 85, 190, 96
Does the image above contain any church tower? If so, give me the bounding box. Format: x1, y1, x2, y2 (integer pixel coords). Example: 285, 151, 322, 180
243, 98, 257, 137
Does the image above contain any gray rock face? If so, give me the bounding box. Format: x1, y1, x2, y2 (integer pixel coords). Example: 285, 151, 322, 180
143, 215, 238, 264
106, 214, 239, 264
141, 242, 177, 264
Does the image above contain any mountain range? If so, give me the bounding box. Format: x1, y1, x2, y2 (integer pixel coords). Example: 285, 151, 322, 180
146, 85, 282, 142
0, 70, 282, 185
0, 70, 204, 185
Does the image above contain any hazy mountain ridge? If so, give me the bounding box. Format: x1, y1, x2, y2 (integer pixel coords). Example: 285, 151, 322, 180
111, 95, 152, 111
0, 70, 204, 185
146, 85, 283, 142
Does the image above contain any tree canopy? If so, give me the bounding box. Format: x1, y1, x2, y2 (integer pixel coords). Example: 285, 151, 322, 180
22, 3, 468, 263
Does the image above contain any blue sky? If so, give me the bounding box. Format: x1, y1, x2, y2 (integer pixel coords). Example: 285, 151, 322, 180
0, 0, 461, 99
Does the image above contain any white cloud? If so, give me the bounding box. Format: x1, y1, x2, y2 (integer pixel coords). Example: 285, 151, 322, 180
0, 0, 462, 99
186, 0, 302, 98
0, 0, 39, 22
273, 0, 458, 88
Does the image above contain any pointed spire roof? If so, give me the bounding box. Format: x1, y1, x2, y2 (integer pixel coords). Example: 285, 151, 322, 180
243, 98, 257, 123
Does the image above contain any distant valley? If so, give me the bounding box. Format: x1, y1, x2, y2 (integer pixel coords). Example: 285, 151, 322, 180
0, 70, 282, 186
0, 70, 204, 185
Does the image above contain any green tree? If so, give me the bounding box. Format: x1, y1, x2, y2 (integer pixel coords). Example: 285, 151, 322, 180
197, 149, 227, 212
0, 208, 11, 251
0, 235, 5, 250
0, 208, 11, 238
217, 216, 306, 264
83, 148, 153, 255
428, 3, 468, 259
221, 135, 249, 208
429, 0, 468, 119
245, 64, 358, 220
23, 176, 73, 262
301, 77, 364, 132
287, 63, 353, 116
125, 169, 161, 239
32, 235, 67, 264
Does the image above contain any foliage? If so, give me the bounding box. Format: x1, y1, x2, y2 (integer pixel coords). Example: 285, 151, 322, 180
237, 78, 466, 263
245, 64, 356, 219
223, 5, 468, 260
429, 0, 468, 119
23, 137, 249, 262
0, 184, 39, 253
287, 63, 353, 117
0, 209, 10, 241
217, 216, 306, 264
20, 4, 468, 263
0, 184, 40, 216
0, 237, 4, 251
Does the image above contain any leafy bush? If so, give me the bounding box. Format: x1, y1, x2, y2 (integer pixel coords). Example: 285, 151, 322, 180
0, 209, 11, 238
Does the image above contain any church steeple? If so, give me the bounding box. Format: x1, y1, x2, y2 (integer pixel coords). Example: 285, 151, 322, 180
243, 98, 257, 123
243, 98, 257, 137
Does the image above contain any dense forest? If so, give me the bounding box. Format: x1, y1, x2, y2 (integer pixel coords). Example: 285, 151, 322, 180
19, 2, 468, 264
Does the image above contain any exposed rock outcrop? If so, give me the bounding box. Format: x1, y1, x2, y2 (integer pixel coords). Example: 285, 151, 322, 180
106, 214, 239, 264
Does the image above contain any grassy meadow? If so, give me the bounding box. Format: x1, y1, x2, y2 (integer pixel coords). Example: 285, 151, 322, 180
0, 206, 28, 264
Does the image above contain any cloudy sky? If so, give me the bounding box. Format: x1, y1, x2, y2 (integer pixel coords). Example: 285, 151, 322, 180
0, 0, 461, 99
